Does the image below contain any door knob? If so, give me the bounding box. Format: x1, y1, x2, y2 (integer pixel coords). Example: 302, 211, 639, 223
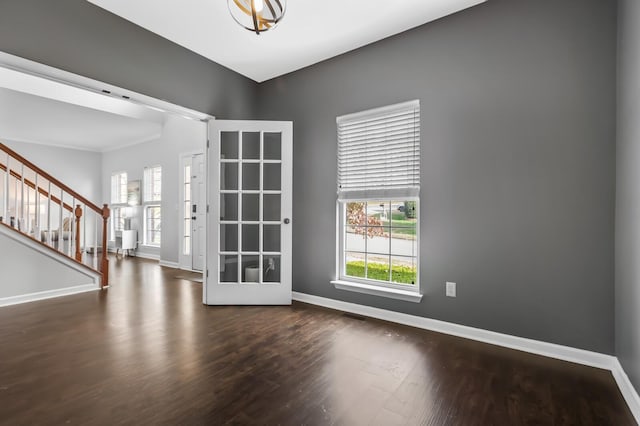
283, 218, 290, 224
192, 216, 197, 220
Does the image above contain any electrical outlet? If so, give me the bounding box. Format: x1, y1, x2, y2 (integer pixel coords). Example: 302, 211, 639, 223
446, 282, 457, 298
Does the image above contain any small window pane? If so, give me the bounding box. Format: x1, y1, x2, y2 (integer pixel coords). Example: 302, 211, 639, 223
243, 163, 260, 190
264, 164, 281, 190
263, 225, 280, 252
184, 236, 191, 256
220, 224, 238, 252
264, 255, 281, 283
221, 194, 238, 221
220, 255, 238, 282
345, 227, 366, 252
264, 132, 281, 160
184, 165, 191, 184
366, 256, 389, 282
221, 132, 239, 159
242, 224, 259, 252
242, 194, 259, 221
241, 255, 260, 282
144, 167, 162, 202
221, 163, 238, 190
145, 206, 161, 246
391, 256, 417, 285
264, 194, 281, 221
391, 229, 417, 257
184, 219, 191, 238
345, 251, 366, 279
242, 132, 260, 159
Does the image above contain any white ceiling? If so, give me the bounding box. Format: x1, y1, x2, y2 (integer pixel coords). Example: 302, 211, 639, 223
87, 0, 487, 83
0, 88, 163, 152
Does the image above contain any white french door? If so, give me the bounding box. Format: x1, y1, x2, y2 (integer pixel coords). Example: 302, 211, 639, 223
205, 120, 293, 305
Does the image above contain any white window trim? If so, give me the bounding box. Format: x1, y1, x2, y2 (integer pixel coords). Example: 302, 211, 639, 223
331, 279, 423, 303
333, 197, 422, 302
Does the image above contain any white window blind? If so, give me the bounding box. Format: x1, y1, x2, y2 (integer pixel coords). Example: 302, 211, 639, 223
111, 172, 127, 204
337, 100, 420, 200
144, 166, 162, 202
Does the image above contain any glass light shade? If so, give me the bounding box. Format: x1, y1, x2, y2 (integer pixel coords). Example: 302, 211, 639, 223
228, 0, 286, 34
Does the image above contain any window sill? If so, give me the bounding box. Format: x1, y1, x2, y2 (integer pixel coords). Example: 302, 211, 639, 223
331, 280, 423, 303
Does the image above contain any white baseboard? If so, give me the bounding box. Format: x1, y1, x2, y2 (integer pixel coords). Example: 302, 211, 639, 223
0, 283, 100, 307
612, 359, 640, 423
134, 252, 160, 261
293, 292, 614, 369
108, 248, 160, 261
159, 260, 180, 269
292, 291, 640, 425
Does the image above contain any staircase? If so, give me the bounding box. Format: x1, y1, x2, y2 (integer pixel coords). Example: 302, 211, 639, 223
0, 143, 110, 288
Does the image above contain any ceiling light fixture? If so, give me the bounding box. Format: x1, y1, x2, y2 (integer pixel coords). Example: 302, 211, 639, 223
228, 0, 286, 35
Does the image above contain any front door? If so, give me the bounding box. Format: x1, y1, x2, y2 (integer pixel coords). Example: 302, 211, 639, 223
205, 120, 293, 305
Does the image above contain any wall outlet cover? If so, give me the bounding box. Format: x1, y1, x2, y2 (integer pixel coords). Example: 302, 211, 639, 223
446, 281, 457, 297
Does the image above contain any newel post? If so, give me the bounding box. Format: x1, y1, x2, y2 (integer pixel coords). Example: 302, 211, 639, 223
74, 204, 82, 262
101, 204, 110, 288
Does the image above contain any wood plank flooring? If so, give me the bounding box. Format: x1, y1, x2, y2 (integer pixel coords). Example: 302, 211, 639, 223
0, 257, 635, 425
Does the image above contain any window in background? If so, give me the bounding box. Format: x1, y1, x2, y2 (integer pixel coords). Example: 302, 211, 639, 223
336, 100, 420, 293
110, 172, 127, 240
111, 172, 127, 205
143, 166, 162, 246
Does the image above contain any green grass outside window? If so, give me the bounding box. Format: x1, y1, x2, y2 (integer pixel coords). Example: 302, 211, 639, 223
346, 261, 416, 285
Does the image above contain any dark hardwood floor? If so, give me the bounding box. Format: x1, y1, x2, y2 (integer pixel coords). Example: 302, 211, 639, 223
0, 257, 635, 425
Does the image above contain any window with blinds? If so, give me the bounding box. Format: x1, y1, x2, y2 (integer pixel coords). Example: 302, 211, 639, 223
335, 100, 421, 295
111, 172, 127, 205
337, 100, 420, 200
144, 166, 162, 202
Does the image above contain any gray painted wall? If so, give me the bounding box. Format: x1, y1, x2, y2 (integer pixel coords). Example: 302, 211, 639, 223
0, 0, 258, 120
257, 0, 617, 353
616, 0, 640, 390
0, 229, 97, 299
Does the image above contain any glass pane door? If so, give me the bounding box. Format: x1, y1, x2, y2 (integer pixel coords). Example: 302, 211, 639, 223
218, 131, 282, 284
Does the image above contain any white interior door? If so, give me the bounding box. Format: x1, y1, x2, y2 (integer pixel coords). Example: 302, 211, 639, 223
191, 153, 206, 271
205, 120, 293, 305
